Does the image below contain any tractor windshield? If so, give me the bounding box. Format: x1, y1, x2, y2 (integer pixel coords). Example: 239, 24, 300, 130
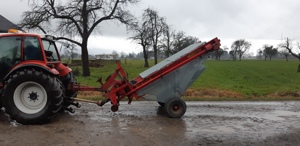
42, 40, 60, 61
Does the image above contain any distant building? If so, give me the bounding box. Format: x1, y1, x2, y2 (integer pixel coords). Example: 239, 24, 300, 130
0, 15, 22, 32
95, 54, 117, 60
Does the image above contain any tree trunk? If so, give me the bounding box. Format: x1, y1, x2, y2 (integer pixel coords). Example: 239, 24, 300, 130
144, 58, 149, 67
81, 39, 90, 76
298, 64, 300, 72
143, 46, 149, 67
166, 50, 170, 58
154, 45, 158, 64
285, 56, 288, 62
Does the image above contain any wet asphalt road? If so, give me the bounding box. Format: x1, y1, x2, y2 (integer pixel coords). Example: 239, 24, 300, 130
1, 101, 300, 146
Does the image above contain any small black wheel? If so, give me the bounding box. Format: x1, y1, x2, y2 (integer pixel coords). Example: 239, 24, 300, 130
2, 69, 63, 124
111, 105, 119, 112
157, 101, 165, 106
164, 98, 186, 118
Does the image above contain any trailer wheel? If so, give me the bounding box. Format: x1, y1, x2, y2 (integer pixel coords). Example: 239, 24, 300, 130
2, 69, 63, 124
164, 98, 186, 118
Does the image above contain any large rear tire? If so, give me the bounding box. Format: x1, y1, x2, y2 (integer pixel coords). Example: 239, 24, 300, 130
2, 69, 63, 124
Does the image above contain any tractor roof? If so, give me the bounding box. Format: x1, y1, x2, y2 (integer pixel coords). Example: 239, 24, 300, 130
0, 32, 56, 41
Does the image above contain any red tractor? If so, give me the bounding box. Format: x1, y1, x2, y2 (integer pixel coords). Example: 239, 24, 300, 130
0, 31, 79, 124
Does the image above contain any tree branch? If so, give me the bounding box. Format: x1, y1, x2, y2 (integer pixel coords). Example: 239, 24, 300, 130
56, 37, 81, 46
88, 0, 120, 35
46, 0, 84, 36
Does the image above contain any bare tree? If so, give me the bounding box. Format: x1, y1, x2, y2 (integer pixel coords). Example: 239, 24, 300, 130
160, 25, 175, 57
279, 49, 290, 61
171, 31, 198, 54
20, 0, 138, 76
230, 39, 251, 61
279, 37, 300, 71
128, 21, 152, 67
279, 38, 300, 60
143, 8, 166, 64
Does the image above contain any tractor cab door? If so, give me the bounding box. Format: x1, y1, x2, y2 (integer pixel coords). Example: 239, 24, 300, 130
23, 37, 44, 61
0, 36, 22, 82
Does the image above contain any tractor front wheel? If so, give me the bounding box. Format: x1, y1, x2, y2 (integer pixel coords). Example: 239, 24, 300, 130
2, 69, 63, 124
164, 98, 186, 118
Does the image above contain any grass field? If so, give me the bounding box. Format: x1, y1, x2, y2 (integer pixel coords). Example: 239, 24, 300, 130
72, 59, 300, 100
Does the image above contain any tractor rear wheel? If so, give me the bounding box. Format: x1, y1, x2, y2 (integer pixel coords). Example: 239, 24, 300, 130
2, 69, 63, 124
164, 98, 186, 118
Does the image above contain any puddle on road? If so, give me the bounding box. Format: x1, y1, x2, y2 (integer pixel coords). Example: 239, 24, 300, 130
1, 101, 300, 145
63, 101, 300, 143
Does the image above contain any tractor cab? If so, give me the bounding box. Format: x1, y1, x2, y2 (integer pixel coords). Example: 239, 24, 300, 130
0, 30, 62, 82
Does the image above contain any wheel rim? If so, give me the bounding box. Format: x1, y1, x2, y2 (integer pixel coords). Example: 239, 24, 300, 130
13, 81, 47, 114
172, 104, 180, 111
171, 103, 183, 114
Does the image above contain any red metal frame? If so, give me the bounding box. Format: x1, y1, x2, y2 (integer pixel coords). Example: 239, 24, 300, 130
94, 37, 221, 109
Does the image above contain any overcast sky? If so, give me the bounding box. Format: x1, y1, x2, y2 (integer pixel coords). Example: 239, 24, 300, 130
1, 0, 300, 55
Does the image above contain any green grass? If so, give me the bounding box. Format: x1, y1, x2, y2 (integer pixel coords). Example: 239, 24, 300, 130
198, 60, 300, 96
73, 59, 300, 99
73, 59, 156, 86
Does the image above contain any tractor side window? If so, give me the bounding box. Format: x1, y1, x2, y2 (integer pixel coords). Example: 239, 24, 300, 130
0, 36, 22, 81
42, 40, 59, 61
24, 37, 43, 61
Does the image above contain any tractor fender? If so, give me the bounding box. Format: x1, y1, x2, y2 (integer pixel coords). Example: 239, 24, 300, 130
3, 64, 59, 82
56, 62, 72, 77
